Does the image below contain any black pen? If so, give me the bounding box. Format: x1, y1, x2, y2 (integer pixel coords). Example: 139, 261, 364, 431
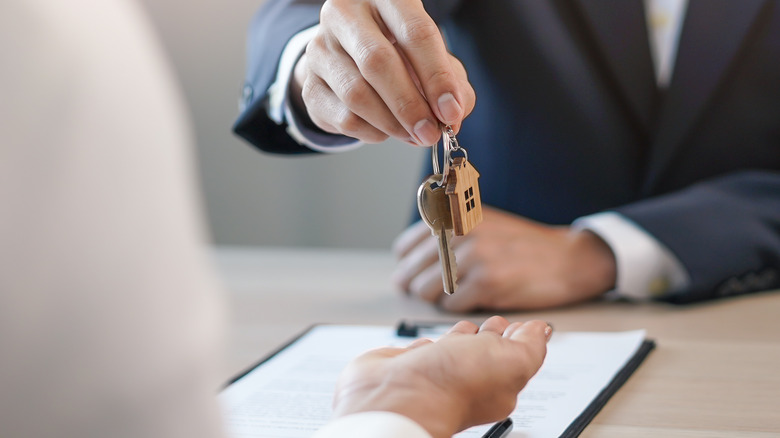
482, 418, 513, 438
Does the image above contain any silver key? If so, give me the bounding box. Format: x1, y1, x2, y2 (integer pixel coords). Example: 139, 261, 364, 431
417, 175, 458, 295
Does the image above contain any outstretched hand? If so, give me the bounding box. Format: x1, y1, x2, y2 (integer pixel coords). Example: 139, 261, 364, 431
332, 317, 551, 438
393, 206, 617, 312
291, 0, 476, 146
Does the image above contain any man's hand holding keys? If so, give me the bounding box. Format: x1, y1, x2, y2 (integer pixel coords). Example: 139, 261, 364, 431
290, 0, 476, 145
289, 0, 617, 313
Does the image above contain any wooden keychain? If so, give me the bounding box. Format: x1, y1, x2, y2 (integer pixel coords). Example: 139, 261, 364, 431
440, 126, 483, 236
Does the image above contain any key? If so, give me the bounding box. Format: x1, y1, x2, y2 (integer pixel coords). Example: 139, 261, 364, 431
417, 175, 458, 295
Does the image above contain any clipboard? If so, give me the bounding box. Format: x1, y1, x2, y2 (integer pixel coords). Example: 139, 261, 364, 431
220, 322, 655, 438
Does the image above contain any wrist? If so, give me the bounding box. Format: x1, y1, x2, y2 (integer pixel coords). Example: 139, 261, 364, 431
565, 229, 617, 300
333, 371, 464, 438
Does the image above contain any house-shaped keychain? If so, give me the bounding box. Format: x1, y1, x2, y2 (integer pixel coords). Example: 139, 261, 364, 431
445, 156, 483, 236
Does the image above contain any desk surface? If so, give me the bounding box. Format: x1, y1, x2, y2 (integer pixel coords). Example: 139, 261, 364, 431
213, 246, 780, 438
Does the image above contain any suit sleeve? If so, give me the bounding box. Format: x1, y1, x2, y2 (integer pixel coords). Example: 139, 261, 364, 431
232, 0, 326, 154
614, 170, 780, 304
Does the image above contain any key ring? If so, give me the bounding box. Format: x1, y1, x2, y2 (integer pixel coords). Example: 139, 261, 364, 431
431, 136, 441, 177
444, 125, 468, 161
431, 125, 468, 186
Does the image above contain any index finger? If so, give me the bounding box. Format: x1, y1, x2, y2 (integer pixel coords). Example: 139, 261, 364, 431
445, 320, 480, 335
321, 0, 443, 146
323, 0, 442, 145
505, 320, 549, 371
376, 0, 464, 125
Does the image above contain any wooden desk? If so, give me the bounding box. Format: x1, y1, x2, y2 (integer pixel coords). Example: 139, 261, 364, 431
213, 246, 780, 437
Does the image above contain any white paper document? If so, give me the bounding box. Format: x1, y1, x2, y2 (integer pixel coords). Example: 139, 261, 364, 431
220, 325, 649, 438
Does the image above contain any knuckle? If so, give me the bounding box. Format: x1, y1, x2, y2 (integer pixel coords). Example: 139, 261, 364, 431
319, 0, 338, 23
310, 114, 338, 135
450, 55, 467, 75
300, 77, 315, 101
300, 80, 339, 134
335, 110, 364, 135
300, 77, 322, 106
356, 42, 395, 77
393, 94, 423, 119
398, 17, 439, 46
307, 109, 336, 134
422, 68, 455, 90
339, 77, 372, 109
305, 36, 326, 58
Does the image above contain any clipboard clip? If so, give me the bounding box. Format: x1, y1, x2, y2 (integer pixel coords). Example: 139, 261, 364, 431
396, 320, 427, 337
396, 320, 453, 338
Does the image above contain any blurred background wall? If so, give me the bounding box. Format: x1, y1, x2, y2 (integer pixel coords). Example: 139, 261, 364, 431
138, 0, 426, 248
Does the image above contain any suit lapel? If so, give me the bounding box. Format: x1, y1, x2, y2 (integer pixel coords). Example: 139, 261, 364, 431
573, 0, 657, 131
643, 0, 767, 192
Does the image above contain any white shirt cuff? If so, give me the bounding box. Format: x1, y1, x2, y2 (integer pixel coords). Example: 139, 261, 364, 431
266, 24, 363, 153
573, 211, 690, 300
312, 412, 432, 438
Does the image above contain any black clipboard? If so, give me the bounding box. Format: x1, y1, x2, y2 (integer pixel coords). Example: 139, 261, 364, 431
225, 322, 655, 438
559, 338, 655, 437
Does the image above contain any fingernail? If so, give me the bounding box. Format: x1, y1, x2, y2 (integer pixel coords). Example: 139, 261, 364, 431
437, 93, 462, 124
544, 323, 554, 341
413, 119, 439, 146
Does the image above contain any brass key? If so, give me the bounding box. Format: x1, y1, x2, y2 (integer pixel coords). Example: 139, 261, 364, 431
417, 175, 458, 295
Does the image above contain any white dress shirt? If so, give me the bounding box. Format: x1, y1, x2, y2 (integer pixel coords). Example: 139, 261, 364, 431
266, 0, 691, 301
313, 412, 433, 438
645, 0, 689, 88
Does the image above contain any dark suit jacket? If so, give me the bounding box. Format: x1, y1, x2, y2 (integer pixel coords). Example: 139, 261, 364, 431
234, 0, 780, 303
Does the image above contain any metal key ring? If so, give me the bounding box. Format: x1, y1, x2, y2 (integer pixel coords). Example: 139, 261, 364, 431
431, 125, 465, 186
430, 128, 449, 186
440, 126, 456, 185
441, 127, 452, 184
444, 125, 468, 161
431, 138, 441, 177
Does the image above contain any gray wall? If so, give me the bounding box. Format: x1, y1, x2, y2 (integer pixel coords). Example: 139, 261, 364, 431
138, 0, 426, 248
